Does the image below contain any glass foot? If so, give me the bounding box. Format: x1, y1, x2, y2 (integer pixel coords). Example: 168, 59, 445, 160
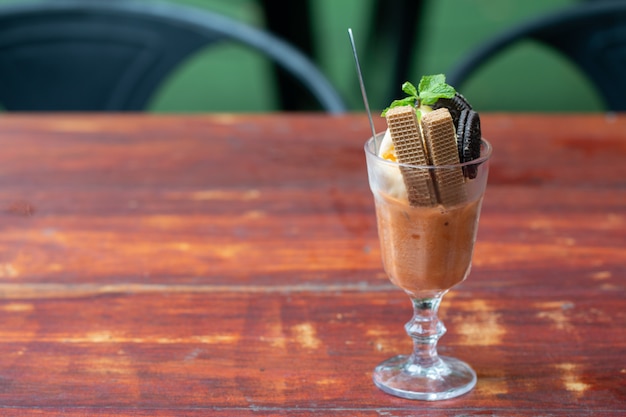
373, 354, 476, 401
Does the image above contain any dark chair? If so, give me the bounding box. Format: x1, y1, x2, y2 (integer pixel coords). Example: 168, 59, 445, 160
259, 1, 316, 111
0, 0, 346, 113
446, 1, 626, 111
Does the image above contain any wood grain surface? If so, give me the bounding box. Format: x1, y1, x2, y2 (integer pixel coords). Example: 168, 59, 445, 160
0, 113, 623, 416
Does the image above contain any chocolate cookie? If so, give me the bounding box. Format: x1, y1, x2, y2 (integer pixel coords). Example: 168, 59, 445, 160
433, 92, 473, 127
456, 109, 482, 179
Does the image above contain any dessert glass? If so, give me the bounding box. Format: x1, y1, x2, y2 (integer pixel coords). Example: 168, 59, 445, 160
364, 133, 492, 400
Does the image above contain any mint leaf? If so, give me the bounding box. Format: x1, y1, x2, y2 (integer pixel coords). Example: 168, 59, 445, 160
382, 74, 456, 116
402, 81, 418, 98
418, 74, 446, 95
419, 83, 456, 105
380, 96, 415, 116
418, 74, 456, 105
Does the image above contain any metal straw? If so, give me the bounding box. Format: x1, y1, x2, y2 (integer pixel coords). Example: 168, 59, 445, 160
348, 28, 378, 149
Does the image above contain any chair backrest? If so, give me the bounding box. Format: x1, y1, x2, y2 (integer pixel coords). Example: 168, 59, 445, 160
446, 1, 626, 111
0, 0, 346, 113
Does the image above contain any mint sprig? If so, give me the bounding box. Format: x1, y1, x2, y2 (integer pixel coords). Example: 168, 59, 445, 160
381, 74, 456, 117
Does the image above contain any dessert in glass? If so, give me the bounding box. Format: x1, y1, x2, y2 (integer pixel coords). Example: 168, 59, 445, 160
364, 76, 492, 400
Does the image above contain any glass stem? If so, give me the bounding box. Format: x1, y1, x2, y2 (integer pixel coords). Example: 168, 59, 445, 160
405, 295, 446, 369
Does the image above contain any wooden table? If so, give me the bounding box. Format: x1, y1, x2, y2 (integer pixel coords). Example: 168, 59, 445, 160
0, 113, 623, 416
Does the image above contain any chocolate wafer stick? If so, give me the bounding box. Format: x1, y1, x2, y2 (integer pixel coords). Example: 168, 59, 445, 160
421, 108, 467, 206
385, 106, 437, 206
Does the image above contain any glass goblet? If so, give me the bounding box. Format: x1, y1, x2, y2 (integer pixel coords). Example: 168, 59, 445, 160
364, 134, 492, 400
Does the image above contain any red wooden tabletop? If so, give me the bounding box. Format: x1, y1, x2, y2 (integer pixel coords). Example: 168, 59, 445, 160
0, 113, 623, 416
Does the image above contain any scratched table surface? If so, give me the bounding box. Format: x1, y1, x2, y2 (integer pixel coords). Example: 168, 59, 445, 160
0, 113, 623, 416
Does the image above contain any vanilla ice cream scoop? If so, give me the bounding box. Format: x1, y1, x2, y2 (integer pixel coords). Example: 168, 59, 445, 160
375, 129, 408, 201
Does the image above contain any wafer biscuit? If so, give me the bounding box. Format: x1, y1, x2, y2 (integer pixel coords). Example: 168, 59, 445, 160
385, 106, 437, 206
421, 108, 467, 206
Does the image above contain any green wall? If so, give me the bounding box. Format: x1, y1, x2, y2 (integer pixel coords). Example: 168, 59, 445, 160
0, 0, 605, 112
155, 0, 604, 112
416, 0, 604, 112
